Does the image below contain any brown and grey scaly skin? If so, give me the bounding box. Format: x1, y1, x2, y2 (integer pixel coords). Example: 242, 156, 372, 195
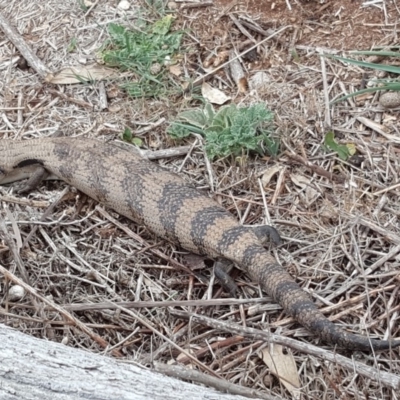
0, 138, 399, 351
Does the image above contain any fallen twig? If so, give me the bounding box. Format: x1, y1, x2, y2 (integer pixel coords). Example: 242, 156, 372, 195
0, 11, 50, 78
154, 362, 280, 400
284, 151, 346, 183
0, 263, 122, 357
171, 309, 400, 390
190, 25, 291, 89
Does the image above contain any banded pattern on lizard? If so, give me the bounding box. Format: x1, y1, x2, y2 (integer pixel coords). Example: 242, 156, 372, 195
0, 137, 399, 351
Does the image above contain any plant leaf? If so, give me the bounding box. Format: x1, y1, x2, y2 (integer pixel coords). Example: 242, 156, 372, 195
350, 50, 400, 57
169, 102, 277, 159
327, 55, 400, 74
151, 15, 174, 35
178, 109, 209, 129
208, 104, 235, 132
203, 102, 216, 123
330, 83, 400, 104
324, 132, 351, 160
122, 127, 132, 142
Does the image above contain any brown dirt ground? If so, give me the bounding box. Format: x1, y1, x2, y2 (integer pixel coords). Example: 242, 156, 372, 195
0, 0, 399, 399
225, 0, 398, 49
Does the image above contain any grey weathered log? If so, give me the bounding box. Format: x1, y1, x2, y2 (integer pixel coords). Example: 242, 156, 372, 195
0, 324, 252, 400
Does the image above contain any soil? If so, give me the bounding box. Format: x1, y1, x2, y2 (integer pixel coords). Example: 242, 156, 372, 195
218, 0, 399, 49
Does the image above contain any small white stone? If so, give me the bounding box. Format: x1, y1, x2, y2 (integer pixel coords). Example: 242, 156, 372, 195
167, 2, 178, 10
117, 0, 130, 10
249, 71, 270, 90
61, 336, 69, 345
8, 285, 26, 302
163, 55, 172, 66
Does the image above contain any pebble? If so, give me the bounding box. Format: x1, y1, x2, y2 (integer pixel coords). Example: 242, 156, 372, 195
380, 92, 400, 108
249, 71, 270, 90
118, 0, 130, 10
8, 285, 26, 302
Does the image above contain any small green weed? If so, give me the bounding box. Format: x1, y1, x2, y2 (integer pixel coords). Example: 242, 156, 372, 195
168, 103, 278, 160
100, 17, 184, 98
121, 127, 143, 146
324, 132, 355, 161
72, 70, 96, 85
290, 48, 300, 62
324, 48, 400, 103
77, 0, 89, 11
67, 38, 77, 53
144, 0, 168, 15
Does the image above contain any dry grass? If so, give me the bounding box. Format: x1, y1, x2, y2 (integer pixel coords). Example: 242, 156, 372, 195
0, 0, 399, 399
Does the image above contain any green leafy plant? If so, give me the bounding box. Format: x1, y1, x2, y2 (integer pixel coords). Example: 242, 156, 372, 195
290, 48, 300, 62
144, 0, 167, 14
71, 70, 96, 85
324, 132, 355, 161
324, 49, 400, 103
100, 17, 184, 98
121, 127, 143, 146
168, 103, 278, 160
77, 0, 89, 12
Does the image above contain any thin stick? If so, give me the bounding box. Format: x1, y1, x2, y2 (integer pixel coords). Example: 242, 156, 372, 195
320, 55, 331, 127
0, 263, 121, 357
0, 12, 50, 78
113, 303, 221, 379
171, 309, 400, 390
154, 362, 278, 400
190, 25, 291, 89
49, 297, 273, 312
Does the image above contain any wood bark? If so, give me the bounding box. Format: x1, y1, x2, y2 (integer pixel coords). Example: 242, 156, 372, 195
0, 324, 252, 400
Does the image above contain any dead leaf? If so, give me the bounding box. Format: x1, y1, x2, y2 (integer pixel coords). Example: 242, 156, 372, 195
143, 277, 163, 295
169, 64, 182, 76
290, 174, 320, 206
46, 64, 119, 84
201, 82, 230, 105
212, 50, 229, 67
346, 143, 356, 156
237, 77, 249, 93
319, 199, 339, 221
259, 345, 301, 399
260, 165, 282, 188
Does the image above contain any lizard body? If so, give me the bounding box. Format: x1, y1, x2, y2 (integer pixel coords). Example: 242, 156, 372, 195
0, 137, 399, 351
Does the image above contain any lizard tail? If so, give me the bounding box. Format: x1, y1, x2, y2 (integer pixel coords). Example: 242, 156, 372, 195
242, 246, 400, 351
